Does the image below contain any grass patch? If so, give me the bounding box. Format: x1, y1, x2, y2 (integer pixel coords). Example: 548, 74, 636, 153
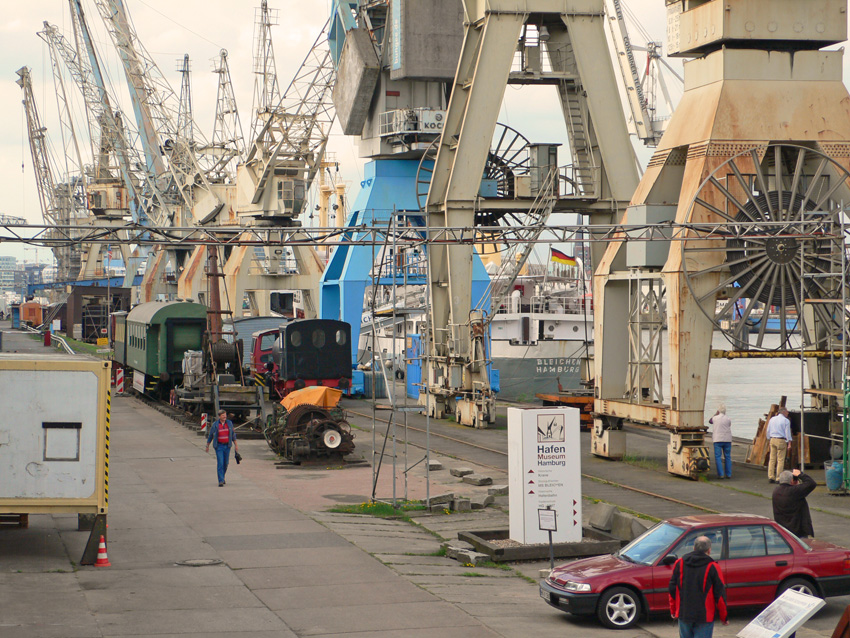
622, 453, 664, 471
513, 570, 538, 584
328, 500, 426, 519
460, 571, 487, 577
580, 493, 660, 523
478, 560, 512, 571
404, 546, 447, 557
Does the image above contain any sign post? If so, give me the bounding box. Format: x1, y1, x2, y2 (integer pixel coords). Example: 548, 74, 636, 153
539, 506, 557, 570
508, 407, 581, 544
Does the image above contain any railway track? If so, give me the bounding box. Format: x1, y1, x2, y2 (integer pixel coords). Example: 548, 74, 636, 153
346, 407, 720, 515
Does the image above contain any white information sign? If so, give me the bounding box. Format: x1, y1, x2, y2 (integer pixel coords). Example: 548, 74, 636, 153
538, 508, 557, 532
508, 407, 581, 544
132, 371, 145, 393
737, 589, 825, 638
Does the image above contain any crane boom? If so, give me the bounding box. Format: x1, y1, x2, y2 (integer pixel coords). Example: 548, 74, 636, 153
91, 0, 221, 223
604, 0, 658, 146
16, 66, 83, 281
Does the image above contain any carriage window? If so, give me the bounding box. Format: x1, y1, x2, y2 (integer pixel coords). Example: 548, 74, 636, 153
336, 330, 347, 346
290, 330, 302, 347
260, 333, 277, 350
313, 329, 326, 348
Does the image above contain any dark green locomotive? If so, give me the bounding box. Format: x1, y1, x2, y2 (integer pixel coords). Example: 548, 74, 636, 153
114, 301, 207, 395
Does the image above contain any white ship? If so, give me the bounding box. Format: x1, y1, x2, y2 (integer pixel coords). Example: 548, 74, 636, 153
359, 264, 593, 403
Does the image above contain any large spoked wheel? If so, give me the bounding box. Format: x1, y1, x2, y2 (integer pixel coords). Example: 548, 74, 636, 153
778, 576, 820, 598
416, 122, 530, 220
682, 143, 850, 350
596, 586, 641, 630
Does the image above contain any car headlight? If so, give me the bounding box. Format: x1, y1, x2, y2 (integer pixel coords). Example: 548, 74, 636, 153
563, 581, 592, 592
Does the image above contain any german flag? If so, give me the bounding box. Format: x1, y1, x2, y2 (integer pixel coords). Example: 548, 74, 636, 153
551, 248, 577, 266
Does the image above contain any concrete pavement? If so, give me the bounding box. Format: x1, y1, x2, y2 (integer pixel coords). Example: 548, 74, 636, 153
2, 323, 850, 637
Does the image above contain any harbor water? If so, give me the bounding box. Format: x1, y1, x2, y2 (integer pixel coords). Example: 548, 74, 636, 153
701, 333, 804, 440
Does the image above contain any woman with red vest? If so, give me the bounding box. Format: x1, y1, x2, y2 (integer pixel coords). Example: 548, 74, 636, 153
206, 410, 238, 486
668, 536, 728, 638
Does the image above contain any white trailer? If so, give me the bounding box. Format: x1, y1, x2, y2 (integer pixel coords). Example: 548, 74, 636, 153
0, 354, 111, 563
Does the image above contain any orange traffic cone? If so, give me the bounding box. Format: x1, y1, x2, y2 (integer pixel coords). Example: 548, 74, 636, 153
94, 535, 111, 567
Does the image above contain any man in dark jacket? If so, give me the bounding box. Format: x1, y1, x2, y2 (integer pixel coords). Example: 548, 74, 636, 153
773, 469, 816, 538
669, 536, 728, 638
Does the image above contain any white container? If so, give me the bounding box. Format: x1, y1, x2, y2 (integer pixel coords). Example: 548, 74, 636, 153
0, 353, 110, 515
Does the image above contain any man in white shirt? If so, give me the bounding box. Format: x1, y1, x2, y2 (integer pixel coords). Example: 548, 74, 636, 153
709, 405, 733, 479
765, 407, 792, 484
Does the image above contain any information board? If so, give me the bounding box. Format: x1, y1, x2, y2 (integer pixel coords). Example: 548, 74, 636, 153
508, 407, 581, 544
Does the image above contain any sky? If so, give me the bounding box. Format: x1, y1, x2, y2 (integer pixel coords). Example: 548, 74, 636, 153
0, 0, 700, 264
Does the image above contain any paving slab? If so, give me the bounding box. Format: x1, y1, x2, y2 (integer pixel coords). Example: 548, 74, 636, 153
276, 600, 483, 635
204, 531, 352, 552
254, 579, 434, 611
234, 560, 393, 590
83, 584, 263, 612
218, 546, 380, 570
94, 608, 289, 636
304, 627, 502, 638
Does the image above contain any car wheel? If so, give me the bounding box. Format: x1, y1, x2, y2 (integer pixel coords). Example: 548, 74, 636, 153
778, 577, 820, 598
597, 586, 641, 630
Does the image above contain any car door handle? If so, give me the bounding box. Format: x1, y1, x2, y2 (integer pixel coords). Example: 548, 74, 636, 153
775, 560, 788, 566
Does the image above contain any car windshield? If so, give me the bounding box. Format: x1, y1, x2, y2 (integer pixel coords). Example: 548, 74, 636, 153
618, 522, 684, 565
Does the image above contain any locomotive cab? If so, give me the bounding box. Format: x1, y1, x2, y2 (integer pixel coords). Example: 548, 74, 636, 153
272, 319, 352, 396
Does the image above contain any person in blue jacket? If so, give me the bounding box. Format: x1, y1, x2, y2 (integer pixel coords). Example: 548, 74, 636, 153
206, 410, 238, 486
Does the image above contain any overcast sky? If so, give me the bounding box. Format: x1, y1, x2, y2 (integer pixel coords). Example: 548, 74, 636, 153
0, 0, 800, 263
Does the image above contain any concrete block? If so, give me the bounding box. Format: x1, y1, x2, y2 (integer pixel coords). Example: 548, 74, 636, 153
429, 503, 451, 513
455, 550, 489, 566
429, 492, 455, 505
389, 0, 464, 81
427, 460, 443, 471
588, 503, 617, 532
452, 498, 471, 512
332, 27, 380, 135
631, 517, 654, 538
610, 511, 637, 541
462, 474, 493, 486
488, 485, 509, 496
470, 494, 494, 510
450, 467, 474, 477
443, 540, 475, 560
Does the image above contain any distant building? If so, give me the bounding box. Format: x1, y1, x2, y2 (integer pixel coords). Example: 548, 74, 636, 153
0, 256, 16, 292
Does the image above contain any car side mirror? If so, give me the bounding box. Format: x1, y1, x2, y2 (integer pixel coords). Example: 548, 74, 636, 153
661, 554, 677, 566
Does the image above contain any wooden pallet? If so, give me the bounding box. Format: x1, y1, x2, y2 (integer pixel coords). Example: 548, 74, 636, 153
746, 400, 810, 466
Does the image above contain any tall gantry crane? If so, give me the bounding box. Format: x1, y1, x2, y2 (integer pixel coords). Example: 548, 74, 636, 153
210, 49, 246, 183
250, 0, 282, 141
92, 0, 233, 301
218, 16, 336, 317
16, 66, 84, 282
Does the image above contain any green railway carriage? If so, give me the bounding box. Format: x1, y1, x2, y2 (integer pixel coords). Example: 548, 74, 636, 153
118, 301, 207, 395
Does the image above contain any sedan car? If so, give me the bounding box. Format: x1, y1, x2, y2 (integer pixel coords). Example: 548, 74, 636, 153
540, 514, 850, 630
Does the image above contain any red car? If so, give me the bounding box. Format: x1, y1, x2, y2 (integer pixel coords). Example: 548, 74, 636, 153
540, 514, 850, 630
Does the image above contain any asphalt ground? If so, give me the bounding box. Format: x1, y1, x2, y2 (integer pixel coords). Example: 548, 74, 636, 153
1, 322, 849, 637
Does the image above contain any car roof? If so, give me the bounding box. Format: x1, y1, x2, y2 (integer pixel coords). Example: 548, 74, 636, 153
664, 514, 772, 528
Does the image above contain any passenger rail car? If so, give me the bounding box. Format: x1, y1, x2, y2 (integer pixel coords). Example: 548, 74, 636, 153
114, 301, 207, 396
270, 319, 352, 397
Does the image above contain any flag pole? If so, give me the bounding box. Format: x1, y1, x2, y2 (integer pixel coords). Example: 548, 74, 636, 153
542, 246, 551, 291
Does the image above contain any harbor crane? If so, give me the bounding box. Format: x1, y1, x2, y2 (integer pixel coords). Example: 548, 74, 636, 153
16, 66, 85, 283
92, 0, 234, 301
593, 0, 850, 480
